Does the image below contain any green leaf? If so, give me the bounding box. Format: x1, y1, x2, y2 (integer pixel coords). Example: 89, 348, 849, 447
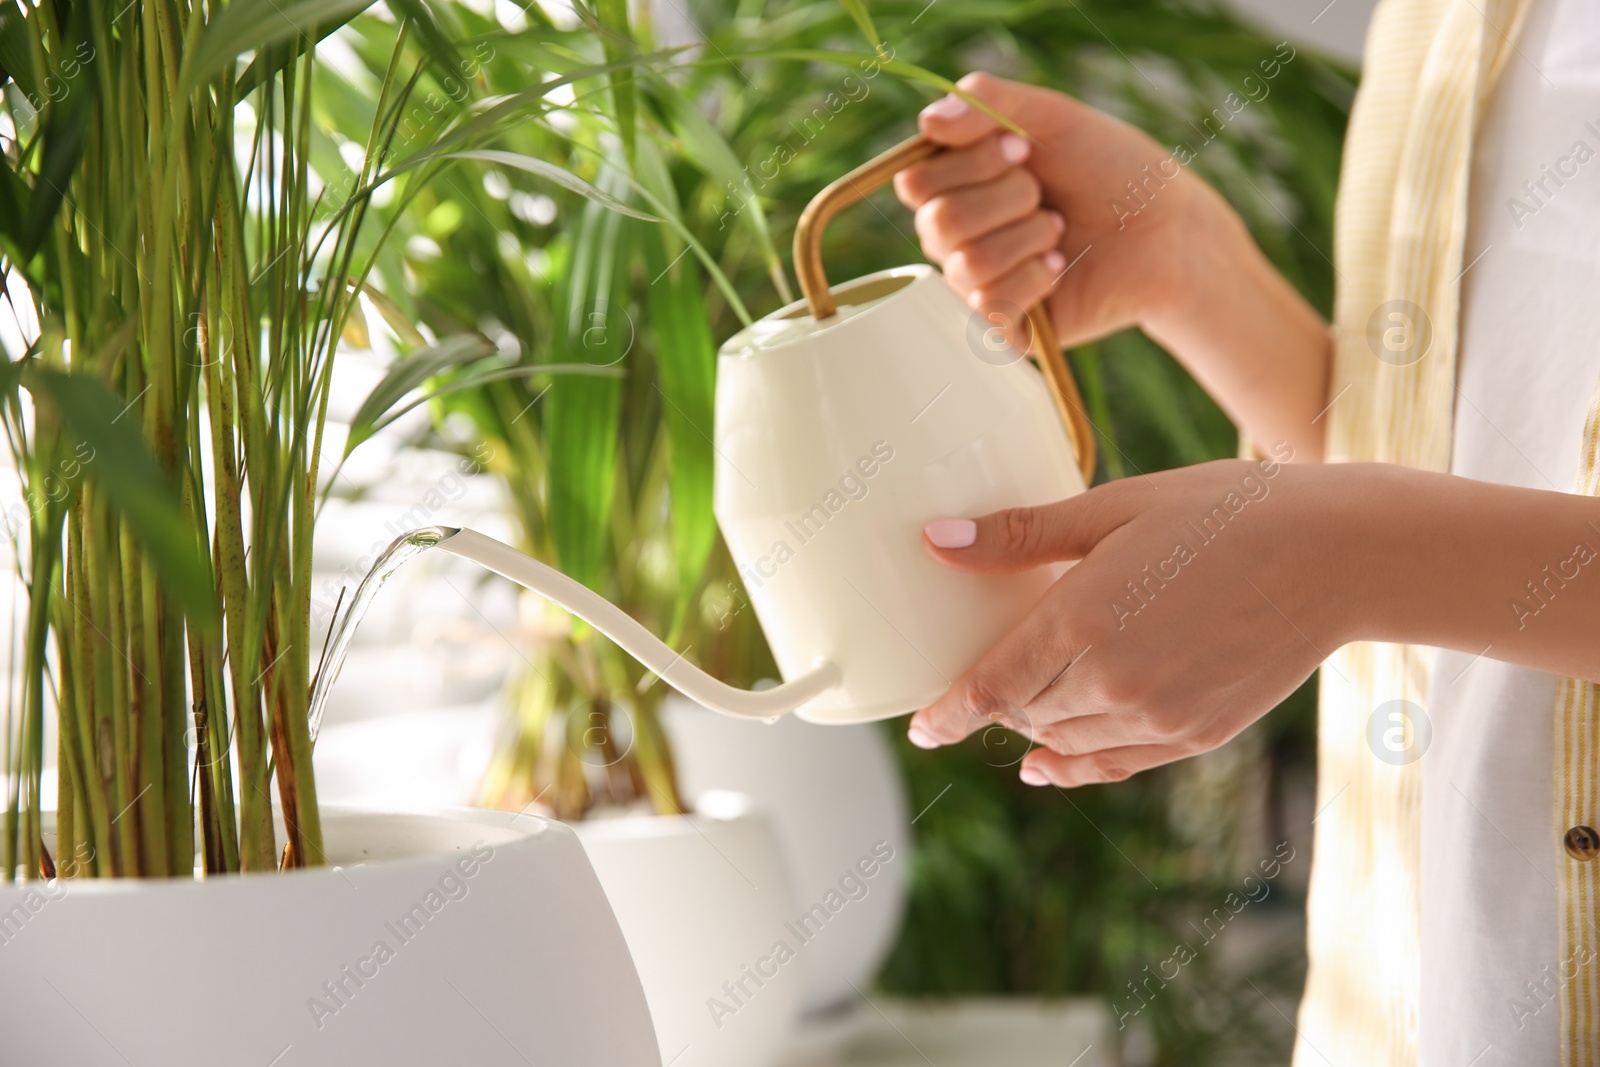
640, 225, 716, 638
234, 15, 352, 94
0, 0, 35, 100
834, 0, 885, 57
182, 0, 377, 94
652, 76, 792, 302
382, 149, 662, 221
385, 0, 466, 80
359, 283, 427, 346
20, 5, 97, 259
743, 49, 1027, 135
372, 363, 626, 443
0, 150, 31, 259
544, 194, 630, 590
26, 370, 217, 629
596, 0, 637, 164
343, 334, 497, 456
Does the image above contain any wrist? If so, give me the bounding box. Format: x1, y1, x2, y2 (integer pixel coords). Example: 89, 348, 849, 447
1137, 182, 1254, 340
1309, 464, 1427, 648
1139, 185, 1332, 460
1318, 467, 1598, 655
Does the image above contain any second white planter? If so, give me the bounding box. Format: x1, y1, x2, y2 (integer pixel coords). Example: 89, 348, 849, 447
575, 792, 802, 1067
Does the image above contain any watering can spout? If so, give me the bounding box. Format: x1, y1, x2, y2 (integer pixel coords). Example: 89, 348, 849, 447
434, 527, 842, 720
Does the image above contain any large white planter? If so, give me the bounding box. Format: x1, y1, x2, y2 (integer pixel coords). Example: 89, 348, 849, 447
0, 807, 660, 1067
663, 700, 912, 1015
575, 793, 802, 1067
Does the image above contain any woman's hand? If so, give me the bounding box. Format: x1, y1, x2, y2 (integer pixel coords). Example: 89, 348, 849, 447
895, 72, 1335, 461
895, 71, 1215, 347
907, 458, 1600, 788
908, 451, 1340, 786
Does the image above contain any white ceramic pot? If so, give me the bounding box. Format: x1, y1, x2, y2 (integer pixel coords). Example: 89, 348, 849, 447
0, 807, 660, 1067
663, 700, 911, 1016
713, 264, 1085, 723
575, 793, 802, 1067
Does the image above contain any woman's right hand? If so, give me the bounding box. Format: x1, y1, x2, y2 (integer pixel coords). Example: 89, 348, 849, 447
894, 71, 1224, 348
893, 71, 1333, 462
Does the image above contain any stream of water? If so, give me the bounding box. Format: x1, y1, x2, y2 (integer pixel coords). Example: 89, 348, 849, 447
306, 526, 458, 742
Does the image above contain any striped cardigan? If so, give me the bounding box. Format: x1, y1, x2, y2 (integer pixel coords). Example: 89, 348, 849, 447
1299, 0, 1600, 1063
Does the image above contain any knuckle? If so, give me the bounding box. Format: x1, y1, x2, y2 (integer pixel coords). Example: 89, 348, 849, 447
958, 70, 999, 96
927, 196, 964, 236
957, 674, 1014, 723
959, 241, 1009, 283
1091, 755, 1132, 783
996, 506, 1042, 555
1046, 727, 1093, 757
1004, 168, 1042, 210
893, 170, 926, 208
916, 198, 957, 242
1137, 709, 1183, 743
1098, 670, 1149, 708
1192, 721, 1234, 752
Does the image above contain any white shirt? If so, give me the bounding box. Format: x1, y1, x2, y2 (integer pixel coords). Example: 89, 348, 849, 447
1423, 0, 1600, 1062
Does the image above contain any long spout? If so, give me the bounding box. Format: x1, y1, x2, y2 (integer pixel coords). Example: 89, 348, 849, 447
435, 527, 840, 720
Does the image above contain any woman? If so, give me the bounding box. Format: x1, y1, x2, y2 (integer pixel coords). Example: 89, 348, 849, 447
893, 1, 1600, 1064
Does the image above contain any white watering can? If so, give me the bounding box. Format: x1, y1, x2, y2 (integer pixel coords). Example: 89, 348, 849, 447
430, 136, 1095, 726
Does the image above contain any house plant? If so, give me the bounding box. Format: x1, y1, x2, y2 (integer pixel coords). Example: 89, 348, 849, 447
0, 2, 658, 1061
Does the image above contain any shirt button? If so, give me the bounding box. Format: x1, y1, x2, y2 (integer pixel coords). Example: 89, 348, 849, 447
1565, 826, 1600, 861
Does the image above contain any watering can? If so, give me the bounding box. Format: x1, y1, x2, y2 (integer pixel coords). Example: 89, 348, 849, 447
433, 135, 1094, 725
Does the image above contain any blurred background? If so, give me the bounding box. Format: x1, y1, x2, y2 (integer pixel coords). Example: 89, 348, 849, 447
220, 0, 1374, 1064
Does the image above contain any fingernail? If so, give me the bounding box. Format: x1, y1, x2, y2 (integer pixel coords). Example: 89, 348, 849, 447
908, 723, 940, 749
999, 133, 1030, 164
923, 96, 969, 121
924, 518, 977, 549
1043, 250, 1067, 273
1019, 765, 1050, 786
1048, 210, 1066, 233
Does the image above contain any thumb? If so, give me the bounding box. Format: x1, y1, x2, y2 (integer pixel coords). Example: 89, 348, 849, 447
921, 488, 1135, 573
917, 71, 1064, 148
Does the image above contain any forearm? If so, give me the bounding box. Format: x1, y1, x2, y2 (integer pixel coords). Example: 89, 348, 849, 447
1333, 464, 1600, 682
1142, 190, 1333, 463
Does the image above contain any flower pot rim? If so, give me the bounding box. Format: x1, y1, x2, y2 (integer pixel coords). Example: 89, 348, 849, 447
566, 789, 763, 842
11, 804, 561, 895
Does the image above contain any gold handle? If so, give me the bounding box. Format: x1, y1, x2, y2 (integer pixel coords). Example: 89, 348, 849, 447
793, 133, 1097, 486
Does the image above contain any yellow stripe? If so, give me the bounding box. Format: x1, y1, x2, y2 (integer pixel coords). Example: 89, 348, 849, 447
1562, 371, 1600, 1062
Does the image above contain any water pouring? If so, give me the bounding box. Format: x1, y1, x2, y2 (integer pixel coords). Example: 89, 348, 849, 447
315, 134, 1096, 731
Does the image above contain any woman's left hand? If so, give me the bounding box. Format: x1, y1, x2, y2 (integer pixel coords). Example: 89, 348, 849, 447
908, 449, 1358, 787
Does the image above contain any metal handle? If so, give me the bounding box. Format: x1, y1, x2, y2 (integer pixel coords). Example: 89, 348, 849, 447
793, 133, 1097, 485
